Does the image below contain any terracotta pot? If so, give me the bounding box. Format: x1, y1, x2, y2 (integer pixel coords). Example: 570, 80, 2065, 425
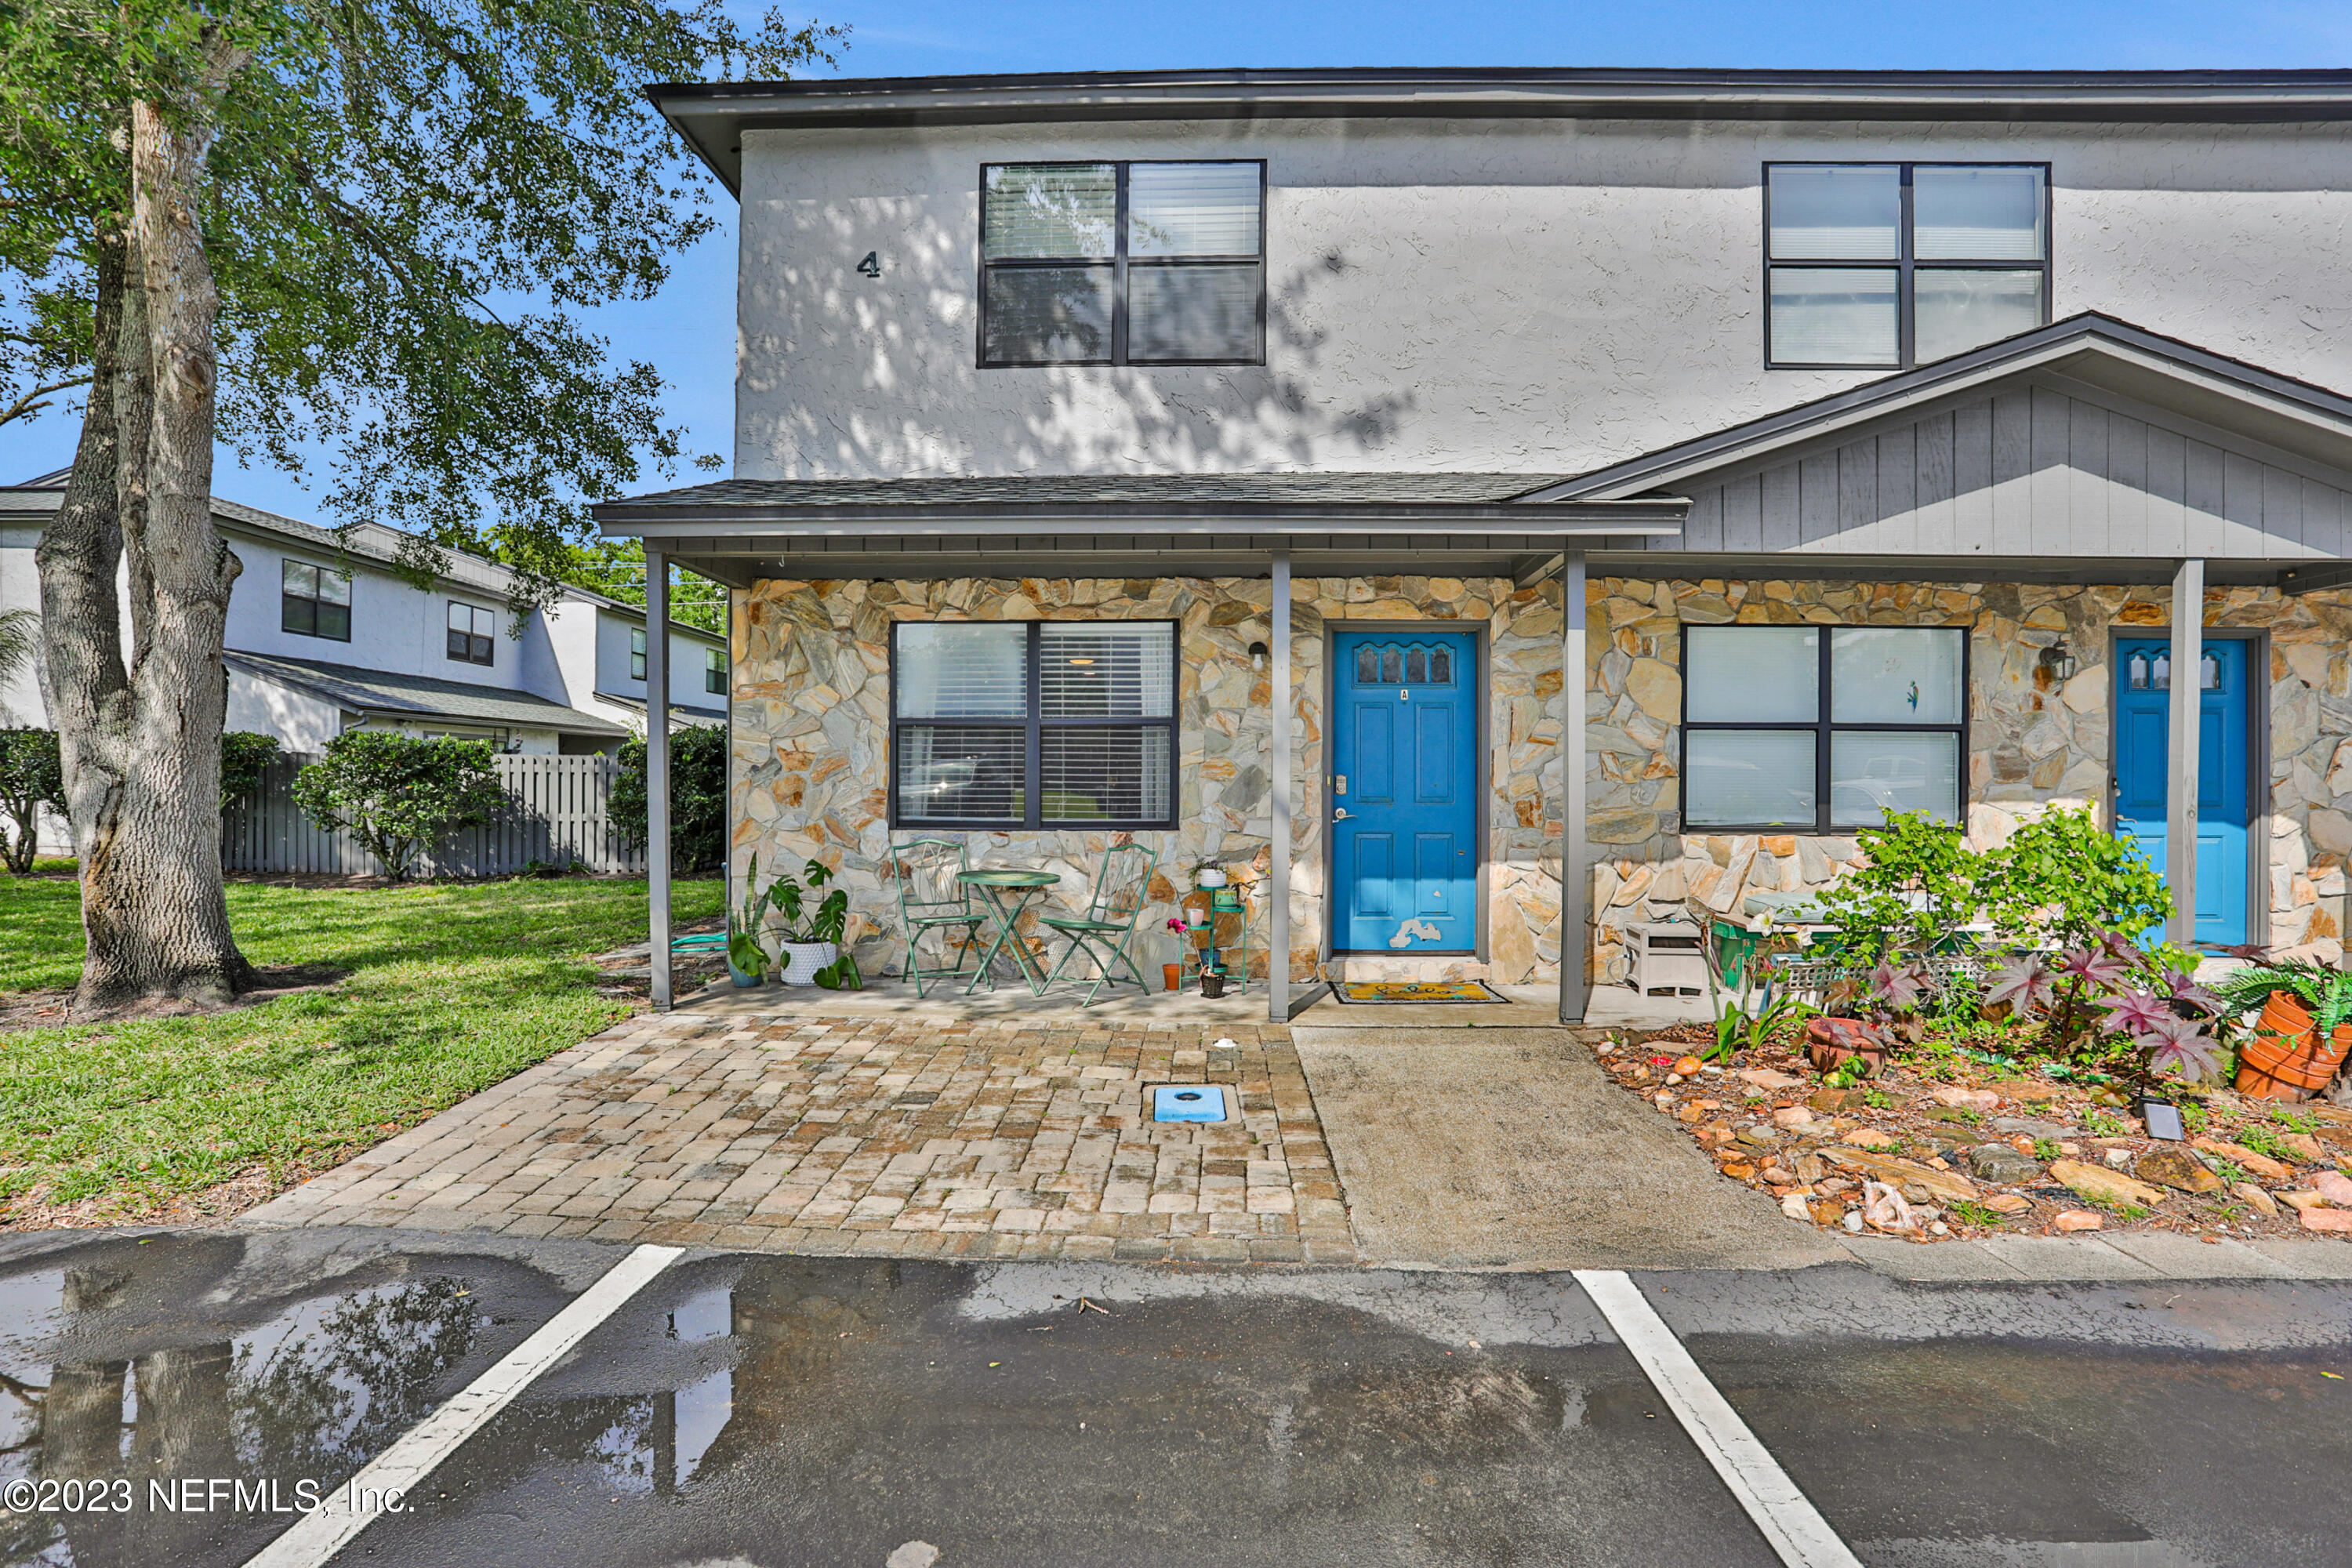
1804, 1015, 1891, 1078
2235, 991, 2352, 1101
1163, 963, 1183, 993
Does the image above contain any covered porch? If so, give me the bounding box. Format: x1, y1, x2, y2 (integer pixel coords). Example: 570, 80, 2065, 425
603, 474, 1686, 1023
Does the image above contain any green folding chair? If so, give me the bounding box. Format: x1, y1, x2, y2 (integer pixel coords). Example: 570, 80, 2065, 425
1040, 842, 1160, 1006
891, 837, 987, 997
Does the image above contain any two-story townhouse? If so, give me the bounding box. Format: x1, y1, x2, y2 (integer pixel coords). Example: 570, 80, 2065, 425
595, 68, 2352, 1019
1, 471, 728, 757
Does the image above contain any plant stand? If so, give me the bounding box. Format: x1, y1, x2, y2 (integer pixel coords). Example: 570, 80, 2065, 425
1182, 890, 1250, 994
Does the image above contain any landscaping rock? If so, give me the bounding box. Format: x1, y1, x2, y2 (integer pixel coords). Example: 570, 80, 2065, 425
1772, 1106, 1815, 1129
1809, 1087, 1868, 1113
1793, 1152, 1829, 1185
2053, 1210, 2105, 1232
1780, 1192, 1812, 1221
1719, 1161, 1758, 1181
1995, 1081, 2070, 1105
2313, 1169, 2352, 1205
2232, 1182, 2280, 1217
2298, 1207, 2352, 1233
1671, 1055, 1704, 1076
1842, 1128, 1900, 1151
2049, 1160, 2166, 1210
1931, 1087, 2002, 1112
1965, 1144, 2043, 1185
2135, 1147, 2224, 1194
1740, 1069, 1802, 1091
1993, 1117, 2070, 1140
1808, 1198, 1845, 1227
1985, 1193, 2033, 1214
2279, 1189, 2328, 1211
2278, 1131, 2325, 1163
1828, 1149, 1978, 1204
1737, 1127, 1780, 1149
2193, 1136, 2292, 1183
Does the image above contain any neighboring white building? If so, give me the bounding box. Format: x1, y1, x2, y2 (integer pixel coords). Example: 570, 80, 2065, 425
0, 471, 727, 753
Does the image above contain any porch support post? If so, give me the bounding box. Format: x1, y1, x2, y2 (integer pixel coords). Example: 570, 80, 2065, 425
647, 549, 673, 1011
1270, 549, 1291, 1023
1559, 546, 1588, 1024
2166, 557, 2205, 949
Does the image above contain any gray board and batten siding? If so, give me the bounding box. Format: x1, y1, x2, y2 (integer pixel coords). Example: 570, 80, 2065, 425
222, 753, 645, 878
1652, 383, 2350, 565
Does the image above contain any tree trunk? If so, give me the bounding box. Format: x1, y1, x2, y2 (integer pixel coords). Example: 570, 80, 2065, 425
36, 93, 253, 1011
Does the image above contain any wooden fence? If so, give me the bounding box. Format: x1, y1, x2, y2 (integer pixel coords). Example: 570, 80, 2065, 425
222, 753, 644, 877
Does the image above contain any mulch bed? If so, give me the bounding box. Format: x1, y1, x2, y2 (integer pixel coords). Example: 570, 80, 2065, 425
0, 963, 349, 1034
1593, 1025, 2352, 1243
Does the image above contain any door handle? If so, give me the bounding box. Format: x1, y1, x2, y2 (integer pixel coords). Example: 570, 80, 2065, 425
1334, 809, 1354, 821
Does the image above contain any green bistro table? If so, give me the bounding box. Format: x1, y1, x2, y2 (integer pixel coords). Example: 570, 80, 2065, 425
957, 868, 1062, 996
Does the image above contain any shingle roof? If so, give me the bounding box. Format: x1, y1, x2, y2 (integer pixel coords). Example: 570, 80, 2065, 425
610, 472, 1576, 510
227, 651, 631, 737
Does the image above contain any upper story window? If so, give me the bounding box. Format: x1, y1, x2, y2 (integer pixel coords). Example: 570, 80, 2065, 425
891, 621, 1177, 829
447, 603, 495, 666
281, 560, 351, 642
629, 627, 647, 681
704, 646, 726, 695
1765, 163, 2049, 370
979, 161, 1265, 368
1681, 625, 1965, 833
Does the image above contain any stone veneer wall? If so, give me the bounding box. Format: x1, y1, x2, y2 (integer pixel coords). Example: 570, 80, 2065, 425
728, 574, 1573, 988
1584, 577, 2352, 983
729, 572, 2352, 992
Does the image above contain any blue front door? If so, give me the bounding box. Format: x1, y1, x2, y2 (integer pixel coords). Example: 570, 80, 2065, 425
2113, 636, 2251, 948
1331, 630, 1479, 952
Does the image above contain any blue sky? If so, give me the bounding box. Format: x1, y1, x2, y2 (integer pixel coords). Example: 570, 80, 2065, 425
6, 1, 2348, 519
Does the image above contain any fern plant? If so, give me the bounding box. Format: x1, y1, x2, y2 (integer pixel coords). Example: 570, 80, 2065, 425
2211, 960, 2352, 1032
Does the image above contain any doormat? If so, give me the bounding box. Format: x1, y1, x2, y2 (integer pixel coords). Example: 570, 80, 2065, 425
1332, 980, 1510, 1005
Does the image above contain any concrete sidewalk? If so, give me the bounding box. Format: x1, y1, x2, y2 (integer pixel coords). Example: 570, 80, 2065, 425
1292, 1023, 2352, 1283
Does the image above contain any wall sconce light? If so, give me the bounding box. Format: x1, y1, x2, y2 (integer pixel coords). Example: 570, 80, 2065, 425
2036, 641, 2077, 684
1248, 641, 1269, 672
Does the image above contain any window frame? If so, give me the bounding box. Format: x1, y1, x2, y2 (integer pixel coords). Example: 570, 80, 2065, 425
280, 558, 352, 643
704, 645, 726, 695
629, 626, 647, 682
1762, 161, 2053, 372
976, 159, 1269, 370
446, 601, 495, 666
1677, 624, 1971, 834
887, 619, 1181, 832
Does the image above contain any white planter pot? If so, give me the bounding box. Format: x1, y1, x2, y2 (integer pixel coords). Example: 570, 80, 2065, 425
1196, 869, 1228, 888
775, 941, 839, 986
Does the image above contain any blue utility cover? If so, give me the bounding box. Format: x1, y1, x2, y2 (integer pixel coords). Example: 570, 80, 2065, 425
1153, 1086, 1227, 1123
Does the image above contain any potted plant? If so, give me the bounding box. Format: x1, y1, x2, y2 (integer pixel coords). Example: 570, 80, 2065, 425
1192, 858, 1228, 890
727, 854, 772, 986
760, 856, 865, 989
2212, 956, 2352, 1102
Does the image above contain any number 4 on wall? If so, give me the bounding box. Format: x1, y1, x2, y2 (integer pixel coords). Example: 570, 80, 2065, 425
856, 252, 881, 278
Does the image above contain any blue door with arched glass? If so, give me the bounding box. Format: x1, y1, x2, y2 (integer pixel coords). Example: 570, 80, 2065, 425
2113, 636, 2250, 948
1331, 630, 1479, 952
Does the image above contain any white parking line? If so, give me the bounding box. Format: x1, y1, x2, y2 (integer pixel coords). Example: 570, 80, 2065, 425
243, 1243, 684, 1568
1573, 1269, 1864, 1568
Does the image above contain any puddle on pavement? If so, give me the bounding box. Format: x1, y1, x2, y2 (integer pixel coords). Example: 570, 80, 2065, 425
0, 1235, 572, 1568
353, 1255, 1774, 1568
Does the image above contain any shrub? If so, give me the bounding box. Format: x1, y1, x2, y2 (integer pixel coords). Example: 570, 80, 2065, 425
291, 732, 507, 880
613, 725, 726, 872
0, 729, 65, 875
220, 731, 282, 812
1810, 811, 1984, 967
1977, 807, 2171, 951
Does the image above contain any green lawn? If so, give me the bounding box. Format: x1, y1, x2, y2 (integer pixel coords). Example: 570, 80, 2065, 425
0, 872, 722, 1218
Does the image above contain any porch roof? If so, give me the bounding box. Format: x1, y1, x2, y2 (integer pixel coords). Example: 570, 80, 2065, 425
592, 472, 1685, 586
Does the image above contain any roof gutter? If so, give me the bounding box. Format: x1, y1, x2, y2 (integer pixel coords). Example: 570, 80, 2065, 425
648, 68, 2352, 193
594, 499, 1688, 538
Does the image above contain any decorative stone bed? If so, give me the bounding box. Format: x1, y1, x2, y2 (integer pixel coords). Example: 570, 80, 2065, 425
1592, 1025, 2352, 1242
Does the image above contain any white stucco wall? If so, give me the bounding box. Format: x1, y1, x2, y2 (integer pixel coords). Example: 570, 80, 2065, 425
734, 117, 2352, 481
0, 533, 42, 728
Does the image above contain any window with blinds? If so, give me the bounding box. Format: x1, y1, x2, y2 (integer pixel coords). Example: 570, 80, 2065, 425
1765, 163, 2049, 370
980, 161, 1265, 368
891, 621, 1178, 828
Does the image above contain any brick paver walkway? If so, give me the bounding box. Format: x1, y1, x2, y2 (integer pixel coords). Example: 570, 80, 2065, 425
245, 1014, 1356, 1264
